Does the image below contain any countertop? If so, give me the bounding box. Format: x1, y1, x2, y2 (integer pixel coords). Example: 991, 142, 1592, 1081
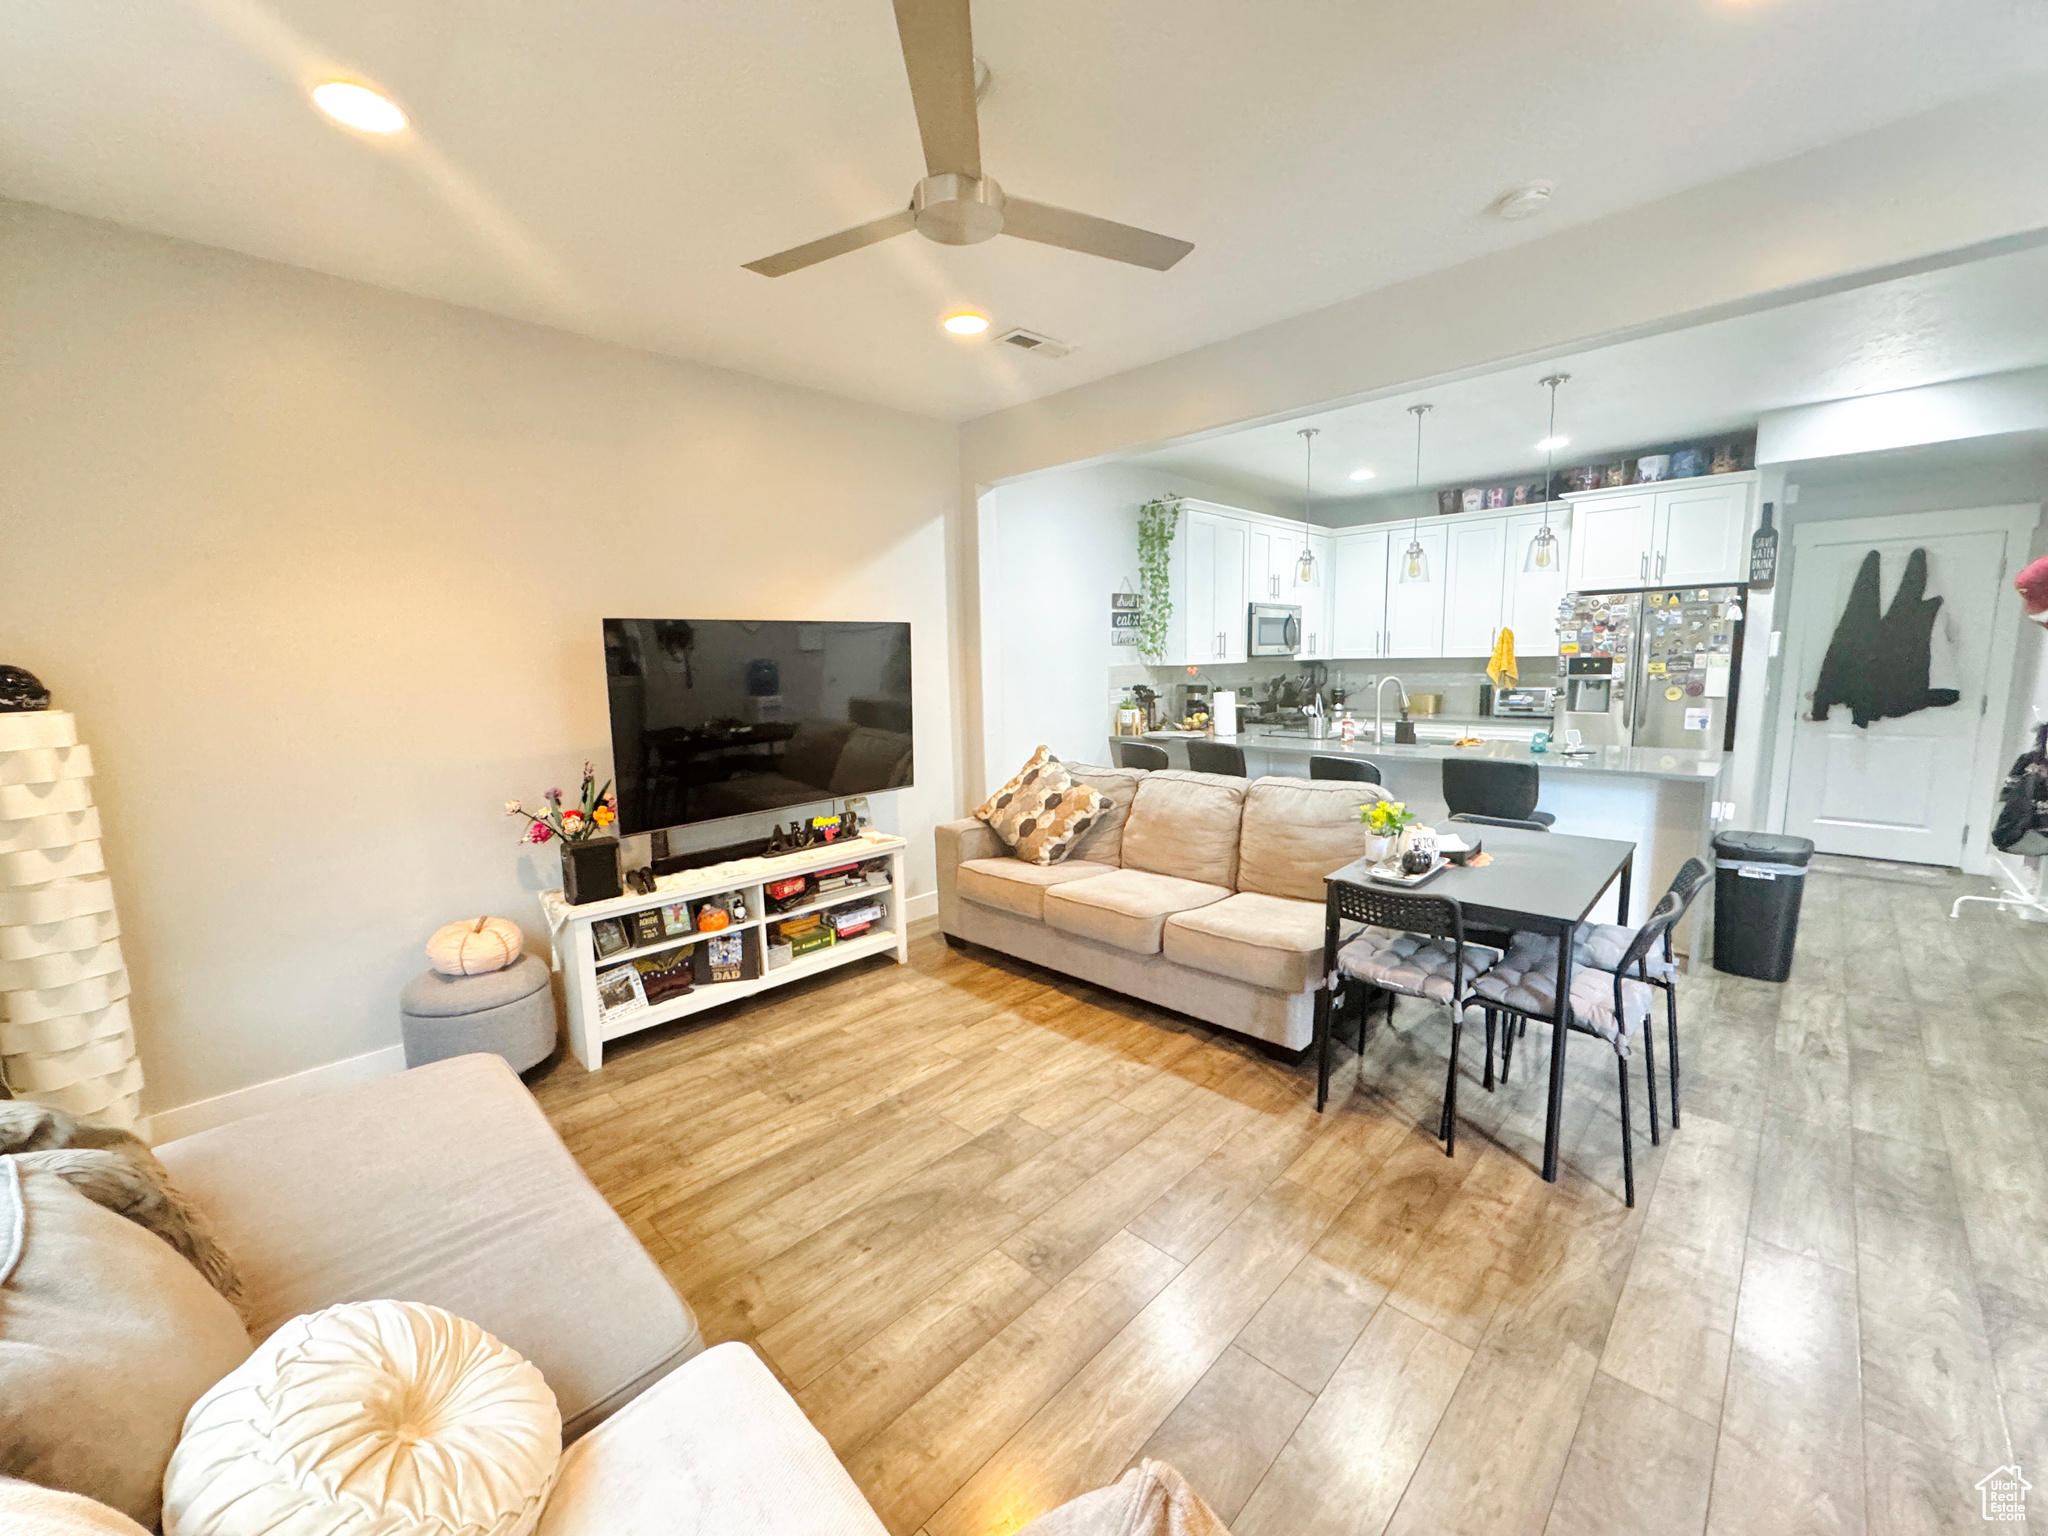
1136, 728, 1724, 783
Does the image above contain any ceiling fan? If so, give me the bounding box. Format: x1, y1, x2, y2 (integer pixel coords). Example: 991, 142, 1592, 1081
743, 0, 1194, 277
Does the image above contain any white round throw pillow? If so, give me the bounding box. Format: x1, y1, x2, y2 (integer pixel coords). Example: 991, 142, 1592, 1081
426, 916, 524, 976
162, 1300, 561, 1536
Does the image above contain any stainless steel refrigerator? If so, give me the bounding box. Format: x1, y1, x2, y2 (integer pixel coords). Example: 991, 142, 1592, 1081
1555, 585, 1744, 750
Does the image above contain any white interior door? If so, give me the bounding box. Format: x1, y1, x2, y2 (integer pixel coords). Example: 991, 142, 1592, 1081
1783, 524, 2006, 864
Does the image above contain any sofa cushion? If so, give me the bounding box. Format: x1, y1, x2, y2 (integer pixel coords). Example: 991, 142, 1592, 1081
957, 858, 1119, 921
1061, 764, 1145, 868
0, 1162, 252, 1528
164, 1300, 561, 1536
534, 1342, 888, 1536
1043, 868, 1232, 955
1119, 771, 1247, 888
0, 1478, 151, 1536
1236, 776, 1388, 902
154, 1054, 700, 1443
1013, 776, 1107, 866
975, 745, 1059, 839
1163, 892, 1326, 993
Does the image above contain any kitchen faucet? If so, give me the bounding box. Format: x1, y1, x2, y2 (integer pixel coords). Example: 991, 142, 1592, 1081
1375, 675, 1409, 746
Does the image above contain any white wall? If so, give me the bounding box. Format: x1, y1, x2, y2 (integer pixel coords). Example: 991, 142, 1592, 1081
977, 463, 1292, 782
0, 201, 960, 1117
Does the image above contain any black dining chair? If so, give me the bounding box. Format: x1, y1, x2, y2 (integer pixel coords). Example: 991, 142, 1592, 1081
1448, 811, 1549, 833
1186, 739, 1247, 777
1465, 894, 1690, 1205
1114, 741, 1169, 770
1309, 755, 1382, 784
1493, 857, 1712, 1129
1442, 758, 1555, 827
1323, 885, 1501, 1152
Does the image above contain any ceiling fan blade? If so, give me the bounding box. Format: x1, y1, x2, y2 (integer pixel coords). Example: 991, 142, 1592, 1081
892, 0, 981, 178
1001, 197, 1194, 271
742, 209, 917, 276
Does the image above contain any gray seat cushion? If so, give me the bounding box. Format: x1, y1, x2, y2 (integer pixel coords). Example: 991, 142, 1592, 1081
1337, 927, 1499, 1005
154, 1054, 701, 1441
1467, 936, 1655, 1053
1543, 924, 1678, 983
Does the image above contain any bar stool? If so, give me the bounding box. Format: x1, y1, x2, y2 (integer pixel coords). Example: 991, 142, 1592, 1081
1309, 755, 1382, 784
1186, 740, 1247, 777
1442, 758, 1554, 826
1114, 741, 1169, 770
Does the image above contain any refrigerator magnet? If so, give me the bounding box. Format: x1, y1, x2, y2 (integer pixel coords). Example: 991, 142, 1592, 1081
1665, 685, 1684, 701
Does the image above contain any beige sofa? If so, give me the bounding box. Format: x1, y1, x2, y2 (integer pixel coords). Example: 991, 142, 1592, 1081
11, 1054, 889, 1534
937, 768, 1388, 1052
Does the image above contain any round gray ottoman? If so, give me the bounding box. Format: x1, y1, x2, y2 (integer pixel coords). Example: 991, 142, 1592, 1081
400, 952, 557, 1073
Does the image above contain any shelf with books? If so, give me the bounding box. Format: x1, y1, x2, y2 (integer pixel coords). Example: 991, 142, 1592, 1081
598, 926, 899, 1042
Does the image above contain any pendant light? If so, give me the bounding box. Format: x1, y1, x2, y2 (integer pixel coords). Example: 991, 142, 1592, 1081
1525, 374, 1569, 573
1401, 404, 1432, 584
1294, 427, 1319, 584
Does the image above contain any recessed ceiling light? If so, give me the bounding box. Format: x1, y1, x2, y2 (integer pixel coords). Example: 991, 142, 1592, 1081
942, 312, 990, 336
1347, 468, 1376, 482
1535, 434, 1570, 452
1490, 180, 1553, 221
312, 82, 408, 134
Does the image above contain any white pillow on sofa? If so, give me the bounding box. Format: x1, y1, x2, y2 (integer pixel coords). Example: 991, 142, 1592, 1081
163, 1300, 561, 1536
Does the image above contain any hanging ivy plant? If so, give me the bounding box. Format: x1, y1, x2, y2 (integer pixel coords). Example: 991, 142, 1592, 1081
1136, 496, 1181, 660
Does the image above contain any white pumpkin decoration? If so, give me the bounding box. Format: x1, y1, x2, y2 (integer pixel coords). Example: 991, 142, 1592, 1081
427, 916, 523, 976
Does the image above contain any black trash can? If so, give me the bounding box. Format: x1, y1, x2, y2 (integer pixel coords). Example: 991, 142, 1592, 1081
1711, 831, 1816, 982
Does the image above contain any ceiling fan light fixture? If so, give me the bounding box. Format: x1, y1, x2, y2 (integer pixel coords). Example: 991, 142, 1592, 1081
942, 311, 990, 336
311, 81, 407, 134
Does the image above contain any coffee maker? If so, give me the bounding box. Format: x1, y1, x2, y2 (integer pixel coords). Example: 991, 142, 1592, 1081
1175, 682, 1213, 726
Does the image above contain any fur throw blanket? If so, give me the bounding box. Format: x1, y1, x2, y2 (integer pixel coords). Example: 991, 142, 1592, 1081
1019, 1461, 1233, 1536
0, 1102, 241, 1305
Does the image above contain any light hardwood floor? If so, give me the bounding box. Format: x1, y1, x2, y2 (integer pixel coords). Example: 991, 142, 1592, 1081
530, 858, 2048, 1535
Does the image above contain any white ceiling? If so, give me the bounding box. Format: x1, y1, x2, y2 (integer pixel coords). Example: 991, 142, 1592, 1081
5, 1, 2047, 421
1129, 241, 2048, 509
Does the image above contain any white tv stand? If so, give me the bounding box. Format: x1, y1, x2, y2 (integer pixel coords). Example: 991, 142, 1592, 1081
540, 832, 908, 1070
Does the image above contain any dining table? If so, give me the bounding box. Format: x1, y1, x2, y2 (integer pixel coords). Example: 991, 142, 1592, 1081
1318, 823, 1637, 1183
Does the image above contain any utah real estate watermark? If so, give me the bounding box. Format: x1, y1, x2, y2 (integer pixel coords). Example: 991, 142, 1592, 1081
1976, 1463, 2030, 1523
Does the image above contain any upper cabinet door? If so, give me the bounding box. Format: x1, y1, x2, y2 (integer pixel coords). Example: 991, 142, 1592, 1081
1384, 525, 1449, 657
1244, 525, 1282, 601
1503, 509, 1569, 657
1566, 494, 1656, 591
1294, 531, 1332, 657
1329, 529, 1389, 658
1654, 480, 1751, 586
1442, 517, 1508, 657
1210, 514, 1250, 662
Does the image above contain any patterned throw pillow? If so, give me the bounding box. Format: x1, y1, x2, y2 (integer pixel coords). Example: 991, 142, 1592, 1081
975, 747, 1107, 865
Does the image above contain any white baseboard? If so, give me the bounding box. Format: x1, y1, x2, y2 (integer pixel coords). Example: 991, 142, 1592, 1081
904, 889, 938, 924
144, 1043, 408, 1146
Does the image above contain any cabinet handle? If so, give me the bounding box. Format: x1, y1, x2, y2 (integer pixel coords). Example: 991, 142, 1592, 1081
1639, 552, 1648, 580
1656, 551, 1667, 580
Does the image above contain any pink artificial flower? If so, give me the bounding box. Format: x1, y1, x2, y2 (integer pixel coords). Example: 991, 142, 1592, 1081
525, 822, 554, 844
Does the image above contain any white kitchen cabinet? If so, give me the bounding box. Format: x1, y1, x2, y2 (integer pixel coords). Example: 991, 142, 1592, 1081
1293, 530, 1332, 657
1567, 493, 1657, 590
1383, 525, 1448, 657
1245, 526, 1282, 602
1654, 479, 1751, 586
1503, 509, 1570, 655
1328, 528, 1389, 658
1180, 506, 1249, 664
1563, 475, 1755, 591
1442, 516, 1508, 657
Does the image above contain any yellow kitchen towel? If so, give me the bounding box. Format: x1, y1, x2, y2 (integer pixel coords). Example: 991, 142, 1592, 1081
1487, 628, 1518, 688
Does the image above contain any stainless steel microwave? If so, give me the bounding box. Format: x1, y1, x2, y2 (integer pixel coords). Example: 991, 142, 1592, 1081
1248, 603, 1301, 657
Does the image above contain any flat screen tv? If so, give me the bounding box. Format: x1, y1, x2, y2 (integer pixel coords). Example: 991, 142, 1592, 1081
603, 619, 913, 837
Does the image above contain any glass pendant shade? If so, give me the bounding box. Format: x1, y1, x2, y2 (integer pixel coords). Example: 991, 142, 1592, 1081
1294, 427, 1318, 586
1400, 537, 1430, 583
1402, 403, 1434, 584
1525, 523, 1558, 572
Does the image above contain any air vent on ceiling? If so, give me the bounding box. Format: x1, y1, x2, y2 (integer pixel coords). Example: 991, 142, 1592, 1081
994, 327, 1075, 359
